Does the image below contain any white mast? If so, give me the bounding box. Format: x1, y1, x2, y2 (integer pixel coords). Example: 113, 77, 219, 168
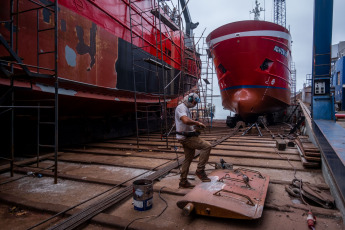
250, 0, 265, 20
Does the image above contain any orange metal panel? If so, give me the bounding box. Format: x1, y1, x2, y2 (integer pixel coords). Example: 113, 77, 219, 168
177, 168, 270, 219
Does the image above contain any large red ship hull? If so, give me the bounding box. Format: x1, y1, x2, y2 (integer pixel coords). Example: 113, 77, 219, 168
207, 20, 291, 120
0, 0, 200, 113
0, 0, 200, 148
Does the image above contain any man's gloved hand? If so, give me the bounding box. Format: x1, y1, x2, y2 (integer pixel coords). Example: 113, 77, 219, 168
196, 121, 206, 129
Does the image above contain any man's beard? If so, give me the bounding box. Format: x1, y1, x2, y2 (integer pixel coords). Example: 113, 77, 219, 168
184, 101, 195, 108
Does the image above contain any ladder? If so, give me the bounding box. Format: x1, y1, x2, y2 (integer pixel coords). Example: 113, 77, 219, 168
128, 0, 168, 148
0, 0, 59, 183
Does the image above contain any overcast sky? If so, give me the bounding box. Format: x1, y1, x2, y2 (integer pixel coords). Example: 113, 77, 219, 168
187, 0, 345, 91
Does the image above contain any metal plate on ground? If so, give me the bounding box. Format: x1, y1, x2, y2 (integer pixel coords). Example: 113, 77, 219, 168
177, 169, 270, 219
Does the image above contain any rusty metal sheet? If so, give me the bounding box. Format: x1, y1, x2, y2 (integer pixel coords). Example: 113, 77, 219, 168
177, 168, 270, 219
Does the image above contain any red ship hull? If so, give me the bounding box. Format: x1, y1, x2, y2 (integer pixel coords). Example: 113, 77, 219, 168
207, 20, 291, 120
0, 0, 200, 113
0, 0, 200, 148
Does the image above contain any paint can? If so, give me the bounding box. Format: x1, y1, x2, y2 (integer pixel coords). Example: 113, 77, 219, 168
133, 179, 153, 211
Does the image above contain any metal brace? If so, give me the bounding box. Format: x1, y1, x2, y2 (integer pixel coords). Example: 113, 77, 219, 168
213, 189, 255, 206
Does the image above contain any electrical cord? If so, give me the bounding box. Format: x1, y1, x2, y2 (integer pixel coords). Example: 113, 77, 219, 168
124, 186, 168, 230
275, 150, 297, 179
274, 125, 313, 215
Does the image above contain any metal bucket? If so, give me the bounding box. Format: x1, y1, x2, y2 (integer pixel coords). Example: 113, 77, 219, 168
133, 179, 153, 211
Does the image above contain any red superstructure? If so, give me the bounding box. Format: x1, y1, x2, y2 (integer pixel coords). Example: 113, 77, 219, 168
207, 20, 291, 121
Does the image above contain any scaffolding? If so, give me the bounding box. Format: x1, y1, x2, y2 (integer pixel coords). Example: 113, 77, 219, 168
128, 0, 188, 148
290, 61, 297, 105
189, 36, 215, 126
128, 0, 161, 148
201, 37, 215, 126
0, 0, 207, 180
274, 0, 286, 28
128, 0, 208, 147
0, 0, 59, 183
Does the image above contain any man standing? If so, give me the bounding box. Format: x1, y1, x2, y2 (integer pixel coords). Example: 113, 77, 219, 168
175, 93, 212, 188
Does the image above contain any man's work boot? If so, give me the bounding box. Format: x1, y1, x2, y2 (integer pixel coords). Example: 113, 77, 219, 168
179, 180, 195, 189
195, 170, 211, 182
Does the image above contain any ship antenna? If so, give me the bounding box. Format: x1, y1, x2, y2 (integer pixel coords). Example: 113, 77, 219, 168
250, 0, 265, 20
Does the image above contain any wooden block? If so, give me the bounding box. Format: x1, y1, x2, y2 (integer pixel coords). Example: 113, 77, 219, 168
276, 140, 286, 150
304, 155, 321, 162
287, 141, 295, 147
304, 148, 320, 153
304, 151, 321, 157
302, 143, 317, 149
296, 139, 320, 168
300, 155, 320, 168
299, 138, 311, 143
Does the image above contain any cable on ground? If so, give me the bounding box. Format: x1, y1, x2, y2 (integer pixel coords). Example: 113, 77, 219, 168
124, 186, 168, 230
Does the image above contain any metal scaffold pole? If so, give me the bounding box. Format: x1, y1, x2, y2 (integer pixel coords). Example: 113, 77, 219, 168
0, 0, 59, 183
10, 0, 14, 177
157, 3, 169, 149
128, 0, 140, 148
54, 0, 59, 184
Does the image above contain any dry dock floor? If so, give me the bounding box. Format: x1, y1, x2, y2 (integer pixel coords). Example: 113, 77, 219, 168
0, 120, 344, 230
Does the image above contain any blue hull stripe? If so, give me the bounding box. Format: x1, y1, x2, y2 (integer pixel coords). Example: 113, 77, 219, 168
221, 85, 288, 92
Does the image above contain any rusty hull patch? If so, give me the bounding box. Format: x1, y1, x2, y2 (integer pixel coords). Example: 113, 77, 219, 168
76, 23, 97, 71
